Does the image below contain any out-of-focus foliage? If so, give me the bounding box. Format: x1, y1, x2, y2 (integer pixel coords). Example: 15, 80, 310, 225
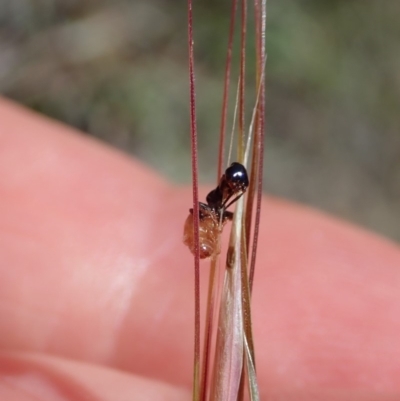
1, 0, 399, 241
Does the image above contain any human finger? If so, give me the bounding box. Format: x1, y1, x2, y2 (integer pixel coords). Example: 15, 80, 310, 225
0, 351, 189, 401
1, 99, 400, 399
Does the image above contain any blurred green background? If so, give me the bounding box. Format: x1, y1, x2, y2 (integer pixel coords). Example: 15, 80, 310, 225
1, 0, 399, 241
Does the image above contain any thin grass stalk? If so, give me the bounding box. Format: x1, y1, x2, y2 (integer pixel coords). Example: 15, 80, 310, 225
238, 16, 266, 397
187, 0, 266, 399
200, 255, 219, 401
210, 2, 249, 399
240, 223, 255, 362
245, 0, 263, 255
217, 0, 238, 181
249, 0, 267, 292
227, 75, 241, 167
210, 197, 246, 401
240, 259, 259, 398
244, 119, 259, 269
211, 0, 267, 398
238, 0, 247, 159
237, 4, 267, 395
244, 336, 260, 401
245, 25, 260, 256
208, 3, 238, 393
236, 220, 251, 401
187, 1, 201, 400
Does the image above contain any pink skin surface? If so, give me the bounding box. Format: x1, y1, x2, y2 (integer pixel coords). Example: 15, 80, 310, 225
0, 98, 399, 400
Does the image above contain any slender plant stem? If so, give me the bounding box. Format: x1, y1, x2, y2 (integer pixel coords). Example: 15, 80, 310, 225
187, 1, 266, 399
218, 0, 238, 180
200, 255, 219, 401
187, 1, 201, 400
249, 0, 267, 292
238, 0, 247, 160
244, 0, 262, 282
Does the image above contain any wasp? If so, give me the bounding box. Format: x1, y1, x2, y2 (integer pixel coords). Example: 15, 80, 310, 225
183, 162, 249, 259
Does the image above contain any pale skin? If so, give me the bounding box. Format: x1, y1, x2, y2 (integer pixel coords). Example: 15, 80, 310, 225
0, 98, 400, 401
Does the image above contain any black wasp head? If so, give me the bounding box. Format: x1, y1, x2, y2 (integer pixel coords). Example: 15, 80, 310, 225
205, 162, 249, 213
225, 162, 249, 193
